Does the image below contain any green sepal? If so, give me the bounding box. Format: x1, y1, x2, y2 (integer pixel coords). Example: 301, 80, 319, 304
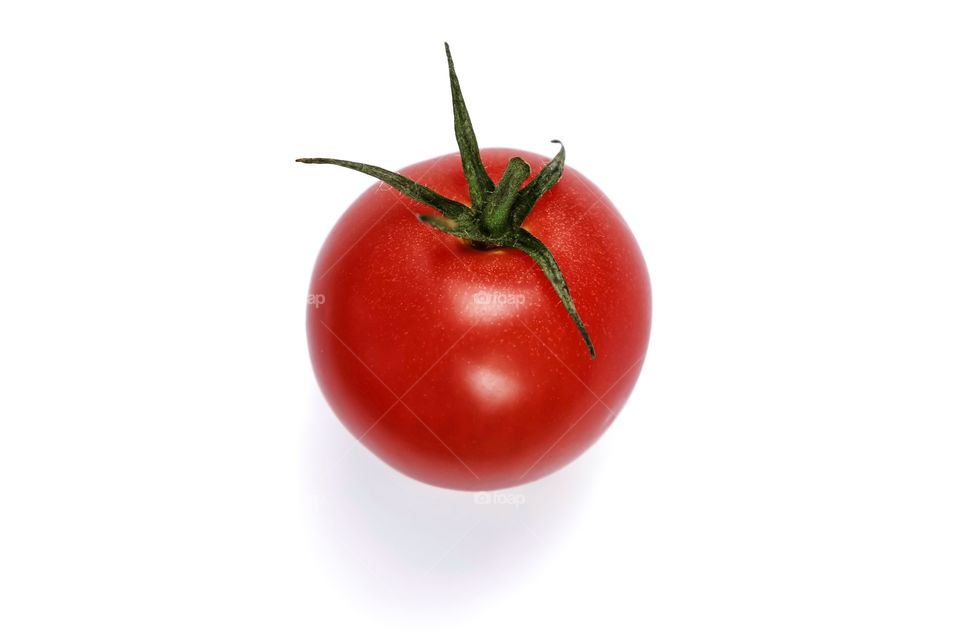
513, 229, 596, 358
445, 43, 495, 211
512, 141, 565, 225
417, 214, 464, 236
295, 157, 472, 219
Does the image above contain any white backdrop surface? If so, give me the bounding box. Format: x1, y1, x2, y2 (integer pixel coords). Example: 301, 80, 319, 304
1, 2, 958, 638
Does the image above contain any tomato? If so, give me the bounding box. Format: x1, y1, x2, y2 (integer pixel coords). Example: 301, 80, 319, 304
301, 45, 651, 490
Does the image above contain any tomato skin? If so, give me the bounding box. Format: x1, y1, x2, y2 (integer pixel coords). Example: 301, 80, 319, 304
307, 148, 651, 490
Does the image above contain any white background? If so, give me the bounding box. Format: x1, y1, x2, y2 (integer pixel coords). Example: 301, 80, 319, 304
2, 1, 959, 638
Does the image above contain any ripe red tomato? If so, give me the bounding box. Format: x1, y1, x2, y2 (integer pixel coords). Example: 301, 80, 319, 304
306, 147, 650, 490
301, 45, 651, 490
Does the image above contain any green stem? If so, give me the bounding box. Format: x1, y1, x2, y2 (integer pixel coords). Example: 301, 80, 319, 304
298, 44, 596, 359
481, 157, 530, 236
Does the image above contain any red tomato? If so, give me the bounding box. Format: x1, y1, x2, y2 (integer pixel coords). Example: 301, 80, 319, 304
306, 148, 651, 489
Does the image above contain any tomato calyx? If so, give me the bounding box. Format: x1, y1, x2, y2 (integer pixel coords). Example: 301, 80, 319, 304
297, 44, 595, 358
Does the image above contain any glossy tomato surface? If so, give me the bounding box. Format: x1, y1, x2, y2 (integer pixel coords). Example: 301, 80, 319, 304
307, 148, 651, 490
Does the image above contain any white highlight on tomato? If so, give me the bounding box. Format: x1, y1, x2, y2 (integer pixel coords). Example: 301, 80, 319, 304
467, 365, 519, 406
